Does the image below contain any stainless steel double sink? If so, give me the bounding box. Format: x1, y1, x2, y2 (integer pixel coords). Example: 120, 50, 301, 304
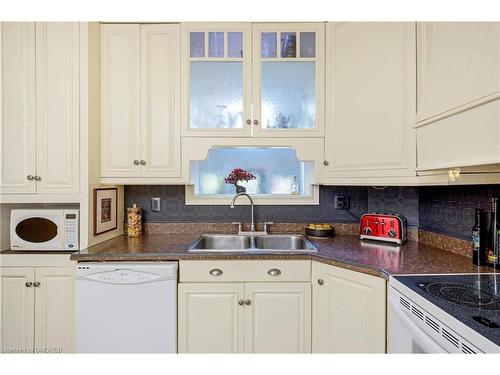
188, 234, 318, 253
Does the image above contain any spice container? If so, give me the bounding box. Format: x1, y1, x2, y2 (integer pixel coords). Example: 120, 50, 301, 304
127, 204, 142, 237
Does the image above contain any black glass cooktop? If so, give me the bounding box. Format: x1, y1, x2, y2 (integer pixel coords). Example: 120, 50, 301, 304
393, 274, 500, 346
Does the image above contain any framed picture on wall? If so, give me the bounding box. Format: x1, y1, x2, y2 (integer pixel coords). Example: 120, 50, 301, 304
93, 188, 118, 235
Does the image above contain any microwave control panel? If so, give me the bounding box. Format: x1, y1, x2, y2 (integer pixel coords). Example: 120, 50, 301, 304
64, 209, 79, 250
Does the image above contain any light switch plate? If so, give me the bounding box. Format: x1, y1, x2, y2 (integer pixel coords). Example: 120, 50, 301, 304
151, 198, 161, 212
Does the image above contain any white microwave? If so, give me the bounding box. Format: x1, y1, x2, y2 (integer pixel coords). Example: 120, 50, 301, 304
10, 209, 79, 251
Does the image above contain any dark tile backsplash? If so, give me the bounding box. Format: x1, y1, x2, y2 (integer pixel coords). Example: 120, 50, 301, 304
124, 184, 500, 240
419, 185, 500, 240
367, 186, 419, 226
124, 185, 367, 224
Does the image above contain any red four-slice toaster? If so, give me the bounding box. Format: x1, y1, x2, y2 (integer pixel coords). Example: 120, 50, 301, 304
359, 213, 407, 245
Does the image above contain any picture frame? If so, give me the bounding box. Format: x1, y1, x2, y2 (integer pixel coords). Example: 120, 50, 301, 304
93, 187, 118, 235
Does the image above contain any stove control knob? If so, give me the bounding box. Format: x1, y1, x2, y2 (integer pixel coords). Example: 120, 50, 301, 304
363, 227, 372, 235
388, 230, 397, 238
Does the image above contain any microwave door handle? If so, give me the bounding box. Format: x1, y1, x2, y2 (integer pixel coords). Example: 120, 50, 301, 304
389, 298, 447, 353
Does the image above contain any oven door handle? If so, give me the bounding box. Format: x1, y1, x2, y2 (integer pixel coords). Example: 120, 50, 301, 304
389, 298, 448, 353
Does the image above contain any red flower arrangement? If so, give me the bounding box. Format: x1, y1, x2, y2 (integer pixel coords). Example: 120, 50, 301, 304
224, 168, 256, 184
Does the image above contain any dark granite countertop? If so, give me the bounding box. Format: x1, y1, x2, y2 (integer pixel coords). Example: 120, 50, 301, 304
68, 234, 495, 279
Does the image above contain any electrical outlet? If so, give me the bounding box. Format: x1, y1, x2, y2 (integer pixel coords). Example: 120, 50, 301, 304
151, 198, 161, 212
334, 195, 349, 210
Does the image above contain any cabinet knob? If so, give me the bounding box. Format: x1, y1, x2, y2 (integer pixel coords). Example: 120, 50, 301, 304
209, 268, 223, 276
238, 299, 245, 306
267, 268, 282, 276
245, 119, 252, 125
140, 160, 146, 165
33, 282, 40, 287
253, 119, 259, 126
133, 160, 140, 165
317, 279, 324, 285
323, 160, 329, 166
25, 282, 33, 287
27, 175, 34, 181
34, 175, 41, 181
245, 299, 251, 305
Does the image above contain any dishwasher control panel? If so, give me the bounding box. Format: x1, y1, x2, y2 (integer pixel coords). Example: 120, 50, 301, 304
84, 269, 164, 284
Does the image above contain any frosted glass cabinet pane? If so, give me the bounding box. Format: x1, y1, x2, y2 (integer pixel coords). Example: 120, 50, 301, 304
261, 32, 277, 58
190, 32, 205, 57
300, 32, 316, 57
190, 62, 244, 129
261, 62, 316, 129
208, 32, 224, 57
191, 147, 313, 196
280, 32, 296, 58
228, 32, 243, 58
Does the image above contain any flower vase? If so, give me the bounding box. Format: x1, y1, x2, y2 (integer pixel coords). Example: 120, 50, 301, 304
234, 183, 246, 194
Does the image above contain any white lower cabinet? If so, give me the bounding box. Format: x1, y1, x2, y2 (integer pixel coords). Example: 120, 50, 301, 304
244, 282, 311, 353
178, 281, 311, 353
0, 267, 35, 351
311, 261, 387, 353
177, 260, 311, 353
178, 283, 245, 353
0, 264, 74, 353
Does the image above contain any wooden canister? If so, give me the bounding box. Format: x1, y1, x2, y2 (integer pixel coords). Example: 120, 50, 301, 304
127, 204, 142, 237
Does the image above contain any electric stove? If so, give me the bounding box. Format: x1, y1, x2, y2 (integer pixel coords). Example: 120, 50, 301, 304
389, 273, 500, 353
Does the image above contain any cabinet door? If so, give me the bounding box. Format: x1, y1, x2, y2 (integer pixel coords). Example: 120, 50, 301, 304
34, 267, 74, 353
0, 22, 36, 194
324, 22, 416, 180
178, 283, 244, 353
140, 24, 181, 177
312, 262, 386, 353
417, 22, 500, 123
181, 23, 252, 137
0, 267, 35, 352
100, 24, 141, 177
35, 23, 80, 194
244, 282, 311, 353
252, 23, 325, 137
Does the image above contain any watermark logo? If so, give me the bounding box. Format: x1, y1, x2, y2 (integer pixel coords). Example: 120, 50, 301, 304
2, 346, 62, 353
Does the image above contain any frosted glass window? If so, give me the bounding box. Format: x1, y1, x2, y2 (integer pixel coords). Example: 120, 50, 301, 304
261, 32, 277, 58
300, 32, 316, 57
228, 32, 243, 58
191, 147, 314, 196
208, 32, 224, 57
280, 32, 296, 58
190, 62, 244, 129
261, 62, 316, 129
190, 32, 205, 57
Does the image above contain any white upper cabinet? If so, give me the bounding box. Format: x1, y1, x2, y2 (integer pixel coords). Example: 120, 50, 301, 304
0, 22, 80, 199
140, 25, 181, 178
0, 23, 36, 194
415, 22, 500, 171
181, 23, 252, 137
35, 23, 80, 195
323, 22, 416, 183
101, 23, 181, 179
100, 24, 141, 177
252, 23, 325, 137
417, 22, 500, 123
181, 22, 324, 138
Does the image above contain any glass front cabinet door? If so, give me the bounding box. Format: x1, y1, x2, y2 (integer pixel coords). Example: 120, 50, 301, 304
252, 23, 325, 137
182, 23, 325, 137
182, 23, 253, 136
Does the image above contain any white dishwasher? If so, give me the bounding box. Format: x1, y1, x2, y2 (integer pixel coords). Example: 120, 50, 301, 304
76, 262, 178, 353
